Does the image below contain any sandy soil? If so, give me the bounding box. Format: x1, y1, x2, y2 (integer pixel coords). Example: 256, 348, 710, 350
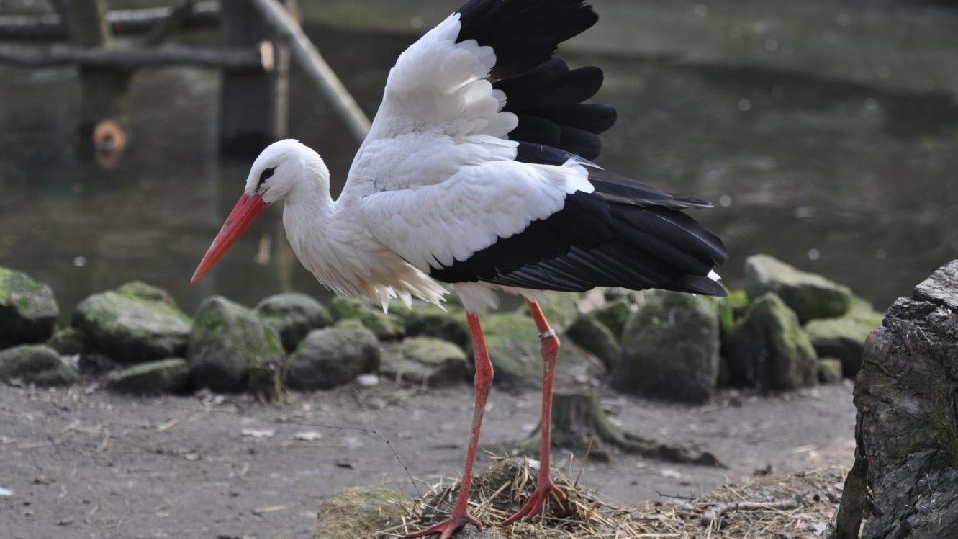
0, 381, 855, 539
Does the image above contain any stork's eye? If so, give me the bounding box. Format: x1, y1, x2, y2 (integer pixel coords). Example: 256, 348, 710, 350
257, 167, 276, 190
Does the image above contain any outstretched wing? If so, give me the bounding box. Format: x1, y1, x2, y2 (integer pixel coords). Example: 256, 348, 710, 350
346, 0, 727, 298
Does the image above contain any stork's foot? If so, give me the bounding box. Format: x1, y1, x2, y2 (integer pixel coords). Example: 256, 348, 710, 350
502, 478, 567, 525
407, 512, 482, 539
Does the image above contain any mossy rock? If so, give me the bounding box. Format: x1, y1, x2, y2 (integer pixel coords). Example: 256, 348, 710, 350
187, 296, 283, 392
381, 337, 467, 387
744, 254, 852, 323
255, 293, 333, 352
115, 281, 177, 305
47, 326, 85, 355
314, 486, 412, 539
615, 290, 721, 403
726, 292, 818, 391
591, 299, 632, 339
104, 358, 189, 394
817, 358, 843, 384
0, 267, 58, 346
804, 296, 883, 378
285, 325, 379, 390
390, 302, 470, 351
482, 312, 603, 390
0, 344, 78, 386
72, 282, 191, 363
329, 297, 405, 340
564, 313, 621, 372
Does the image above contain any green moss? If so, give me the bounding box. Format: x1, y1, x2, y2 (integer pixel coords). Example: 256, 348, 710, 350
314, 487, 411, 539
0, 267, 59, 327
744, 254, 853, 322
115, 281, 176, 306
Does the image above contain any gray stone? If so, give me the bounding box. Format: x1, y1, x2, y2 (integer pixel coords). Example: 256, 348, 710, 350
842, 260, 958, 539
0, 345, 78, 386
592, 299, 632, 340
0, 267, 58, 347
254, 293, 332, 352
744, 254, 853, 323
804, 297, 883, 378
565, 313, 621, 372
380, 337, 467, 387
72, 282, 191, 363
481, 311, 603, 390
104, 358, 189, 394
614, 290, 720, 403
186, 296, 283, 392
391, 302, 470, 351
816, 358, 843, 384
315, 486, 413, 539
329, 297, 405, 340
285, 325, 379, 390
725, 292, 818, 391
46, 326, 85, 355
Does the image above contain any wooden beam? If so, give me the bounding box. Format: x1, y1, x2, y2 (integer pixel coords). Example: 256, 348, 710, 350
0, 43, 264, 70
219, 0, 290, 153
0, 2, 219, 41
249, 0, 370, 142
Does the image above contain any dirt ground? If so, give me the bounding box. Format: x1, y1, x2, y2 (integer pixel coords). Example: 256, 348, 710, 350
0, 380, 855, 539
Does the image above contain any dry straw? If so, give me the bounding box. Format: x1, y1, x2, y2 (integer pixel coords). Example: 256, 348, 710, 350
370, 457, 843, 539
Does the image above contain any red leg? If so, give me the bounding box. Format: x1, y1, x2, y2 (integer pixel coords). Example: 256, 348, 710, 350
407, 312, 491, 539
502, 301, 566, 525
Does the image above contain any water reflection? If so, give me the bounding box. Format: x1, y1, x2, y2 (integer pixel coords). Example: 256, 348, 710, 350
0, 18, 956, 321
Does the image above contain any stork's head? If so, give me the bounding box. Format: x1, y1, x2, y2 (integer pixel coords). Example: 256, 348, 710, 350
191, 139, 328, 284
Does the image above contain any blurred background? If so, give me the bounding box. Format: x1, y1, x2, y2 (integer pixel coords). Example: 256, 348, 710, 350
1, 0, 956, 319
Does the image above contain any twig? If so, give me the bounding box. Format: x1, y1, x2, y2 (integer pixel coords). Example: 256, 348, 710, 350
700, 499, 799, 524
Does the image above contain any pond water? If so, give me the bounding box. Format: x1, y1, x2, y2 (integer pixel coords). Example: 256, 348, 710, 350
0, 15, 956, 321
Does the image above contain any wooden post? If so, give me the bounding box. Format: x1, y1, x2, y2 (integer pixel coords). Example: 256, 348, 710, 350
249, 0, 370, 143
218, 0, 289, 154
51, 0, 131, 158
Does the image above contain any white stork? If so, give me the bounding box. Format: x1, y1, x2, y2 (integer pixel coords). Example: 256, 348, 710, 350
192, 0, 727, 537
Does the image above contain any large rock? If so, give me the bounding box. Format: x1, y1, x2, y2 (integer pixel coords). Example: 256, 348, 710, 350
744, 254, 852, 323
329, 297, 405, 340
285, 324, 379, 390
391, 302, 470, 351
314, 487, 412, 539
565, 313, 621, 372
72, 282, 191, 363
380, 337, 467, 387
187, 296, 283, 392
836, 260, 958, 539
592, 298, 632, 339
0, 344, 78, 386
0, 267, 58, 347
803, 297, 883, 378
254, 293, 332, 352
613, 290, 720, 403
481, 312, 603, 390
725, 292, 818, 391
104, 358, 189, 394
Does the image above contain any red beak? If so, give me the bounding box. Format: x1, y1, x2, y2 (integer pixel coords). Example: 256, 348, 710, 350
191, 193, 269, 284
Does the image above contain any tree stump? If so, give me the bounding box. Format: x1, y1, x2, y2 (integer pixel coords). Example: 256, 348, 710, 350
519, 391, 721, 466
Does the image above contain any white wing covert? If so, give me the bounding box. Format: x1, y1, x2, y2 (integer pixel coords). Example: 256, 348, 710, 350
343, 11, 594, 273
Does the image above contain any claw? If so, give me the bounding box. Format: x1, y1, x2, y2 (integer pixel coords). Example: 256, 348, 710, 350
502, 480, 567, 525
407, 512, 482, 539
